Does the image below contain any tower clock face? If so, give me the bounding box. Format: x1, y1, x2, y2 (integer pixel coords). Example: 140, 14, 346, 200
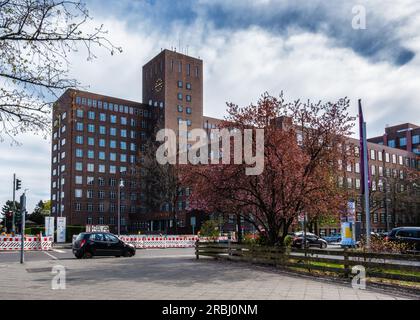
155, 78, 164, 93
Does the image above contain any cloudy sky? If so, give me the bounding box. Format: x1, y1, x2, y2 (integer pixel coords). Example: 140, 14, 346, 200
1, 0, 420, 212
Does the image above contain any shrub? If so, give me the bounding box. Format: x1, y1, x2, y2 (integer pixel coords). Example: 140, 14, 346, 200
358, 235, 411, 254
283, 235, 293, 248
256, 232, 270, 246
243, 233, 257, 245
199, 220, 219, 239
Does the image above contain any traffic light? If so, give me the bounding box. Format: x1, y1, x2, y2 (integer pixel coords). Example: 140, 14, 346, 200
15, 179, 21, 191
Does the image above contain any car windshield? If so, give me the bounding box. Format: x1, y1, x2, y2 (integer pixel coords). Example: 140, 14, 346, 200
90, 233, 104, 241
76, 233, 86, 241
104, 234, 119, 242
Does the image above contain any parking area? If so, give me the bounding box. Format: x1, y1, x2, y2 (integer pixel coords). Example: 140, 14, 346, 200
0, 248, 414, 300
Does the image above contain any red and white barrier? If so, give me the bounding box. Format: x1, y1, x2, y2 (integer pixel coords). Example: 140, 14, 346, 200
0, 236, 53, 251
198, 236, 235, 242
118, 235, 198, 249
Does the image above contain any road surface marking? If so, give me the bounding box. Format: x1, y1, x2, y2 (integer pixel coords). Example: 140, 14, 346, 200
52, 249, 66, 253
43, 251, 59, 260
138, 255, 194, 259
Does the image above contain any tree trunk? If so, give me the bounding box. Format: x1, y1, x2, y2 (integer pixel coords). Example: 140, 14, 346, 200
307, 221, 314, 233
172, 207, 178, 235
236, 214, 243, 243
267, 223, 282, 246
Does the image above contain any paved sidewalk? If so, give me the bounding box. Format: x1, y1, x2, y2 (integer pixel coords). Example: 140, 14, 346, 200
0, 250, 412, 300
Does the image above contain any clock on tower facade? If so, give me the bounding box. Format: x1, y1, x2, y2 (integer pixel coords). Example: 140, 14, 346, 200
142, 49, 203, 133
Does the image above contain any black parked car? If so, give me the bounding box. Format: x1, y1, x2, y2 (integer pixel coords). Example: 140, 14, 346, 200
73, 232, 136, 259
386, 227, 420, 252
292, 233, 328, 249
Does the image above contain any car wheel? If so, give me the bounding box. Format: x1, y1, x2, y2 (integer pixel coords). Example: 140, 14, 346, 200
124, 250, 133, 257
83, 251, 93, 259
75, 254, 82, 259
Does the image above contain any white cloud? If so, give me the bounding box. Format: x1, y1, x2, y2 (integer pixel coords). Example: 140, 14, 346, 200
0, 133, 51, 213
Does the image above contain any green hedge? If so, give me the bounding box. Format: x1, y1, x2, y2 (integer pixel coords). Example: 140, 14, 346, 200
66, 226, 85, 242
24, 227, 44, 235
24, 225, 85, 242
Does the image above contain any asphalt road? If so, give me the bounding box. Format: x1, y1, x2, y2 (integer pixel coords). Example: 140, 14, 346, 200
0, 247, 195, 263
0, 248, 73, 263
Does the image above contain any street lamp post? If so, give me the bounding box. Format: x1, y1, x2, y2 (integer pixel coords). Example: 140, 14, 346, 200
117, 179, 124, 236
20, 190, 27, 264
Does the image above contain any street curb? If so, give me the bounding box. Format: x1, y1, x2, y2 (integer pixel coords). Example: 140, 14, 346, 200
52, 244, 72, 249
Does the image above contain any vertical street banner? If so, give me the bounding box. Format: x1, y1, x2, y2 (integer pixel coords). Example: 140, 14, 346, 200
57, 217, 66, 243
45, 217, 55, 237
190, 217, 196, 234
347, 201, 356, 223
341, 222, 354, 246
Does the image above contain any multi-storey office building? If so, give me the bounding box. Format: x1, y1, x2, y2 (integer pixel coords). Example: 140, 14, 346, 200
319, 137, 419, 236
51, 90, 158, 233
368, 123, 420, 156
273, 118, 420, 236
51, 49, 207, 234
51, 49, 419, 235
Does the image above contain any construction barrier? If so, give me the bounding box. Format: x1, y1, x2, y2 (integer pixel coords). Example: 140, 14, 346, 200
0, 236, 53, 251
117, 235, 198, 249
199, 236, 233, 242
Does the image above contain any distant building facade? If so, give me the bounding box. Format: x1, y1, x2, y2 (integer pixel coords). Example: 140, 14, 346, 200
368, 123, 420, 156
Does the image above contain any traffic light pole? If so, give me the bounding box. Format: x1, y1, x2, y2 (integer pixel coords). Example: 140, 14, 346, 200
12, 174, 16, 233
20, 192, 26, 264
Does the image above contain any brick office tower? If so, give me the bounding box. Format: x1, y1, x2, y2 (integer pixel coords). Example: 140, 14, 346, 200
142, 49, 204, 133
141, 50, 206, 232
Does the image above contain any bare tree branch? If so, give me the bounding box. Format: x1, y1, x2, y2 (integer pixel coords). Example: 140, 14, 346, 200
0, 0, 122, 143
